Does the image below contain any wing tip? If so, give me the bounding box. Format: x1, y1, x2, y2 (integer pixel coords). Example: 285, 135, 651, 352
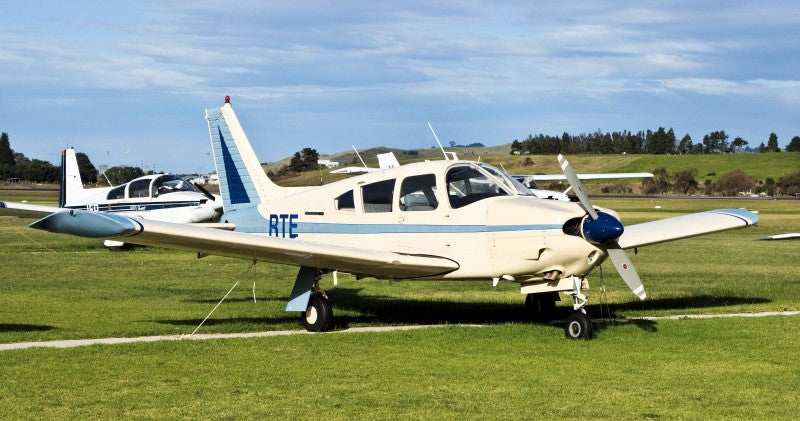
710, 208, 759, 226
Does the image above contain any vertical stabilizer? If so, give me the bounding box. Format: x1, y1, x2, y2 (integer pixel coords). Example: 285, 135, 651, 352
60, 148, 85, 207
205, 97, 284, 210
377, 152, 400, 169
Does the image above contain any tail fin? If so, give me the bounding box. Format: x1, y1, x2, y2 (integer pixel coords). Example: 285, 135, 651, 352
60, 148, 85, 207
377, 152, 400, 169
205, 97, 284, 210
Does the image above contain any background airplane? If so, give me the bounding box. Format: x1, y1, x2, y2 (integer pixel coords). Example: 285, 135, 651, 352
28, 98, 759, 339
1, 148, 225, 248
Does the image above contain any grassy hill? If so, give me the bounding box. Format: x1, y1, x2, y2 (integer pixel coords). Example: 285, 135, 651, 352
271, 148, 798, 189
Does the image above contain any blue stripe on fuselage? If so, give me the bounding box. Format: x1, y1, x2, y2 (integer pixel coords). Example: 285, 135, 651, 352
294, 222, 562, 235
66, 201, 201, 212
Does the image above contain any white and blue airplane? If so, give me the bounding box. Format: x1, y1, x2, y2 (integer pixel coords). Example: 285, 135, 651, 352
27, 97, 759, 339
0, 148, 224, 248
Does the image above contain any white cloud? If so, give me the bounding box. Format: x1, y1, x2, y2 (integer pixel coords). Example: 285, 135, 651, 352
660, 77, 800, 103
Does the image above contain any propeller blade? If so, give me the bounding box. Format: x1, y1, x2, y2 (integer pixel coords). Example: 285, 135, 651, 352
193, 182, 216, 202
557, 154, 598, 220
606, 242, 646, 300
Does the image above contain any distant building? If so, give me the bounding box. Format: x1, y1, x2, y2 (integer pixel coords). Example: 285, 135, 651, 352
318, 159, 340, 168
190, 173, 219, 185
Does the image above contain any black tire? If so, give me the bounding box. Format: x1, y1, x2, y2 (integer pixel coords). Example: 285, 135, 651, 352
525, 292, 558, 321
301, 293, 333, 332
564, 311, 593, 340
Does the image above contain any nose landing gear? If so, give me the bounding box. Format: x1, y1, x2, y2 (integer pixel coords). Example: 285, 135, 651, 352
564, 276, 594, 339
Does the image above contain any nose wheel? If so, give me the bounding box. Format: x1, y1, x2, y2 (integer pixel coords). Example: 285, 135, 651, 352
563, 276, 594, 339
565, 310, 593, 339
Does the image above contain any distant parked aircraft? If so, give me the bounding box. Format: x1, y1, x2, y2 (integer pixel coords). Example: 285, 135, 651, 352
0, 148, 225, 248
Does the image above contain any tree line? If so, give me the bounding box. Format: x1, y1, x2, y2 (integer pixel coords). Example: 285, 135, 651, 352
632, 167, 800, 197
0, 132, 149, 185
511, 128, 800, 155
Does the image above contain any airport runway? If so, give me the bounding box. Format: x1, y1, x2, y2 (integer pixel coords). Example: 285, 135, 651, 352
2, 311, 798, 351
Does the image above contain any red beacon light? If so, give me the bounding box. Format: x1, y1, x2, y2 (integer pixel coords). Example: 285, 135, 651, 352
225, 95, 230, 103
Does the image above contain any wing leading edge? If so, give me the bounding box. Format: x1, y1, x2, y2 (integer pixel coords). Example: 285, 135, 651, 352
0, 201, 62, 218
618, 208, 759, 249
30, 210, 459, 279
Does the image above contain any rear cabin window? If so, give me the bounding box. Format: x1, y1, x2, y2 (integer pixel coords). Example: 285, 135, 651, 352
362, 179, 395, 213
446, 166, 508, 209
399, 174, 438, 211
128, 179, 151, 198
335, 190, 355, 210
107, 185, 126, 200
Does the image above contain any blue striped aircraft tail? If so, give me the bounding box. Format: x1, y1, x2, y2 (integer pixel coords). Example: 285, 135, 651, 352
205, 97, 285, 211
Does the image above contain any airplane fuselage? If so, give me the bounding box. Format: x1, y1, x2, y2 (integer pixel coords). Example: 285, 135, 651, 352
65, 174, 221, 224
220, 160, 608, 282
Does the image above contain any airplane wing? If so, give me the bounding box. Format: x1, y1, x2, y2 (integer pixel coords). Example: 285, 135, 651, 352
617, 208, 759, 249
330, 166, 380, 174
519, 172, 654, 181
29, 209, 459, 279
0, 201, 62, 218
756, 233, 800, 241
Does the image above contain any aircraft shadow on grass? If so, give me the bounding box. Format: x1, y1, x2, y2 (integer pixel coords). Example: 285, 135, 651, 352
157, 288, 771, 335
153, 316, 299, 327
0, 323, 55, 333
181, 295, 289, 304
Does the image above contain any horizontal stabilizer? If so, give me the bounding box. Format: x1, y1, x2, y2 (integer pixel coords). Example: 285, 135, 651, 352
618, 208, 758, 249
30, 210, 459, 279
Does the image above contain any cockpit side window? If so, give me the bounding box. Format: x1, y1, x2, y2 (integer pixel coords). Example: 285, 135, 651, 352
128, 179, 151, 198
335, 190, 355, 211
362, 179, 395, 213
399, 174, 438, 211
446, 166, 508, 209
107, 185, 125, 200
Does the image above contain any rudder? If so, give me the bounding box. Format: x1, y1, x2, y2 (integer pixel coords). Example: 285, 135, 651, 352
60, 148, 85, 207
205, 97, 284, 211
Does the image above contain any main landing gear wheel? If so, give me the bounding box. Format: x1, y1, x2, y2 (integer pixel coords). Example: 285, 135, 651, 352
525, 292, 558, 321
301, 293, 333, 332
565, 311, 593, 340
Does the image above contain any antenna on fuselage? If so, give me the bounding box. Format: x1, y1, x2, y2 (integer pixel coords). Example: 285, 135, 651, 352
427, 122, 455, 161
352, 145, 368, 168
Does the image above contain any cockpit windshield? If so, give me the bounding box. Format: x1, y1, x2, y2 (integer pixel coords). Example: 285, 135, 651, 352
478, 163, 535, 196
446, 165, 509, 209
151, 175, 196, 197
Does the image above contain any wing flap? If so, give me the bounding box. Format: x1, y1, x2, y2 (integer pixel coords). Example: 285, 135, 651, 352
618, 208, 758, 249
30, 210, 459, 279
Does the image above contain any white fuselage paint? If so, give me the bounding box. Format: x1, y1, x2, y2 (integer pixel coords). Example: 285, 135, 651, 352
232, 160, 607, 282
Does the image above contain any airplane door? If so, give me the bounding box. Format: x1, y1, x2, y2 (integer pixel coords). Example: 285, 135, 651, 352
395, 174, 449, 255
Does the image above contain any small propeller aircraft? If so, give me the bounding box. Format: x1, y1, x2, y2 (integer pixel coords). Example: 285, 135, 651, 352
26, 97, 759, 339
0, 148, 224, 248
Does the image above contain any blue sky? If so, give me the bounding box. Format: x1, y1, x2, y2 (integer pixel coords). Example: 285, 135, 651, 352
1, 1, 798, 173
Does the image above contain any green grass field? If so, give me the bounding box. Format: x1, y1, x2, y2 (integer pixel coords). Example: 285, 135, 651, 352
1, 191, 799, 418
